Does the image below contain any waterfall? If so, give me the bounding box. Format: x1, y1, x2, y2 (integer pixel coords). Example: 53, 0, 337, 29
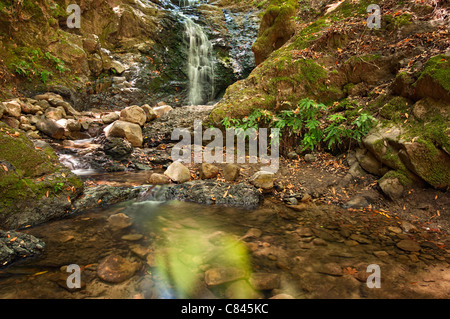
184, 17, 215, 105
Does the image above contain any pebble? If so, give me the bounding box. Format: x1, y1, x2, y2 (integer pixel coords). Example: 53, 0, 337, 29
313, 238, 327, 246
350, 234, 372, 245
373, 251, 389, 259
317, 263, 343, 276
344, 240, 359, 247
387, 226, 402, 234
121, 234, 143, 241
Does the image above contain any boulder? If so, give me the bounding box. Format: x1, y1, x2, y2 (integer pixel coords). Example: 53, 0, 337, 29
110, 61, 127, 75
47, 99, 80, 117
45, 107, 66, 121
378, 173, 404, 200
101, 112, 120, 125
36, 118, 65, 139
140, 104, 157, 122
2, 100, 21, 118
153, 105, 173, 117
105, 120, 143, 147
19, 101, 43, 115
56, 119, 81, 132
356, 148, 387, 176
120, 105, 147, 126
398, 141, 450, 189
396, 239, 421, 252
164, 161, 191, 183
249, 273, 280, 290
148, 173, 171, 185
102, 137, 134, 159
199, 163, 219, 179
223, 163, 240, 181
250, 171, 274, 190
0, 122, 83, 229
1, 117, 19, 129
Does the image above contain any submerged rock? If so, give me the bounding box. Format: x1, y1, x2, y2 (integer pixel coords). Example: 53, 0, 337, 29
97, 254, 140, 283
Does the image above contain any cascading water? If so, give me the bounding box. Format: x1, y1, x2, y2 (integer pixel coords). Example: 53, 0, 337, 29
165, 0, 214, 105
184, 16, 215, 105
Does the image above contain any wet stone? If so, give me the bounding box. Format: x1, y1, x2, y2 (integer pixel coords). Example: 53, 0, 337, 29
396, 239, 422, 252
204, 267, 246, 286
249, 273, 280, 290
349, 234, 372, 245
107, 213, 132, 230
313, 238, 327, 246
97, 255, 140, 283
121, 234, 143, 241
317, 263, 343, 276
295, 226, 313, 237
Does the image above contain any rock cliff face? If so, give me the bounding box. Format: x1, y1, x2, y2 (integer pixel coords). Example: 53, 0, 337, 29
0, 0, 261, 108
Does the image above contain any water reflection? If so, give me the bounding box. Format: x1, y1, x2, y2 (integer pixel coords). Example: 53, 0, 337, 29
126, 200, 253, 298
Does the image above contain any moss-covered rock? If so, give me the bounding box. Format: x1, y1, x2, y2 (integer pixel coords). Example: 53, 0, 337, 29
413, 55, 450, 102
0, 122, 83, 229
252, 0, 298, 65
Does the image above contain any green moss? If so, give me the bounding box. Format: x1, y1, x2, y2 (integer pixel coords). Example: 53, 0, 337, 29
0, 123, 83, 215
379, 96, 411, 121
409, 139, 449, 187
253, 0, 298, 63
381, 170, 413, 187
417, 55, 450, 92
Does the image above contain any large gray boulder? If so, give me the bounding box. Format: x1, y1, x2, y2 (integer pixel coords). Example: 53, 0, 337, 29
164, 161, 191, 183
105, 120, 143, 147
119, 105, 146, 126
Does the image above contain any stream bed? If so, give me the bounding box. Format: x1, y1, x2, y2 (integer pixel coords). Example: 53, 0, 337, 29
0, 169, 448, 299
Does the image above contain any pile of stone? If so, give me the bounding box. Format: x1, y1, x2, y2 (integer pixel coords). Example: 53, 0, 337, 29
102, 103, 172, 147
0, 93, 174, 148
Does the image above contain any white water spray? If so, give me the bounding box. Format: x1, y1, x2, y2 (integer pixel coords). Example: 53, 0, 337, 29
184, 17, 215, 105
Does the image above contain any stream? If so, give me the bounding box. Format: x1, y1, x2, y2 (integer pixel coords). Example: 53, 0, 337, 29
0, 158, 448, 298
0, 0, 448, 300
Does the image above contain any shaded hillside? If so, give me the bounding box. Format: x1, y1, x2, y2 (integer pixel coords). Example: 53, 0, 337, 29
209, 0, 449, 193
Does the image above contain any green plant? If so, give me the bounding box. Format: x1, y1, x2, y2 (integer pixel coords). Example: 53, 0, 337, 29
54, 182, 64, 193
221, 98, 377, 153
39, 70, 53, 84
44, 52, 70, 73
